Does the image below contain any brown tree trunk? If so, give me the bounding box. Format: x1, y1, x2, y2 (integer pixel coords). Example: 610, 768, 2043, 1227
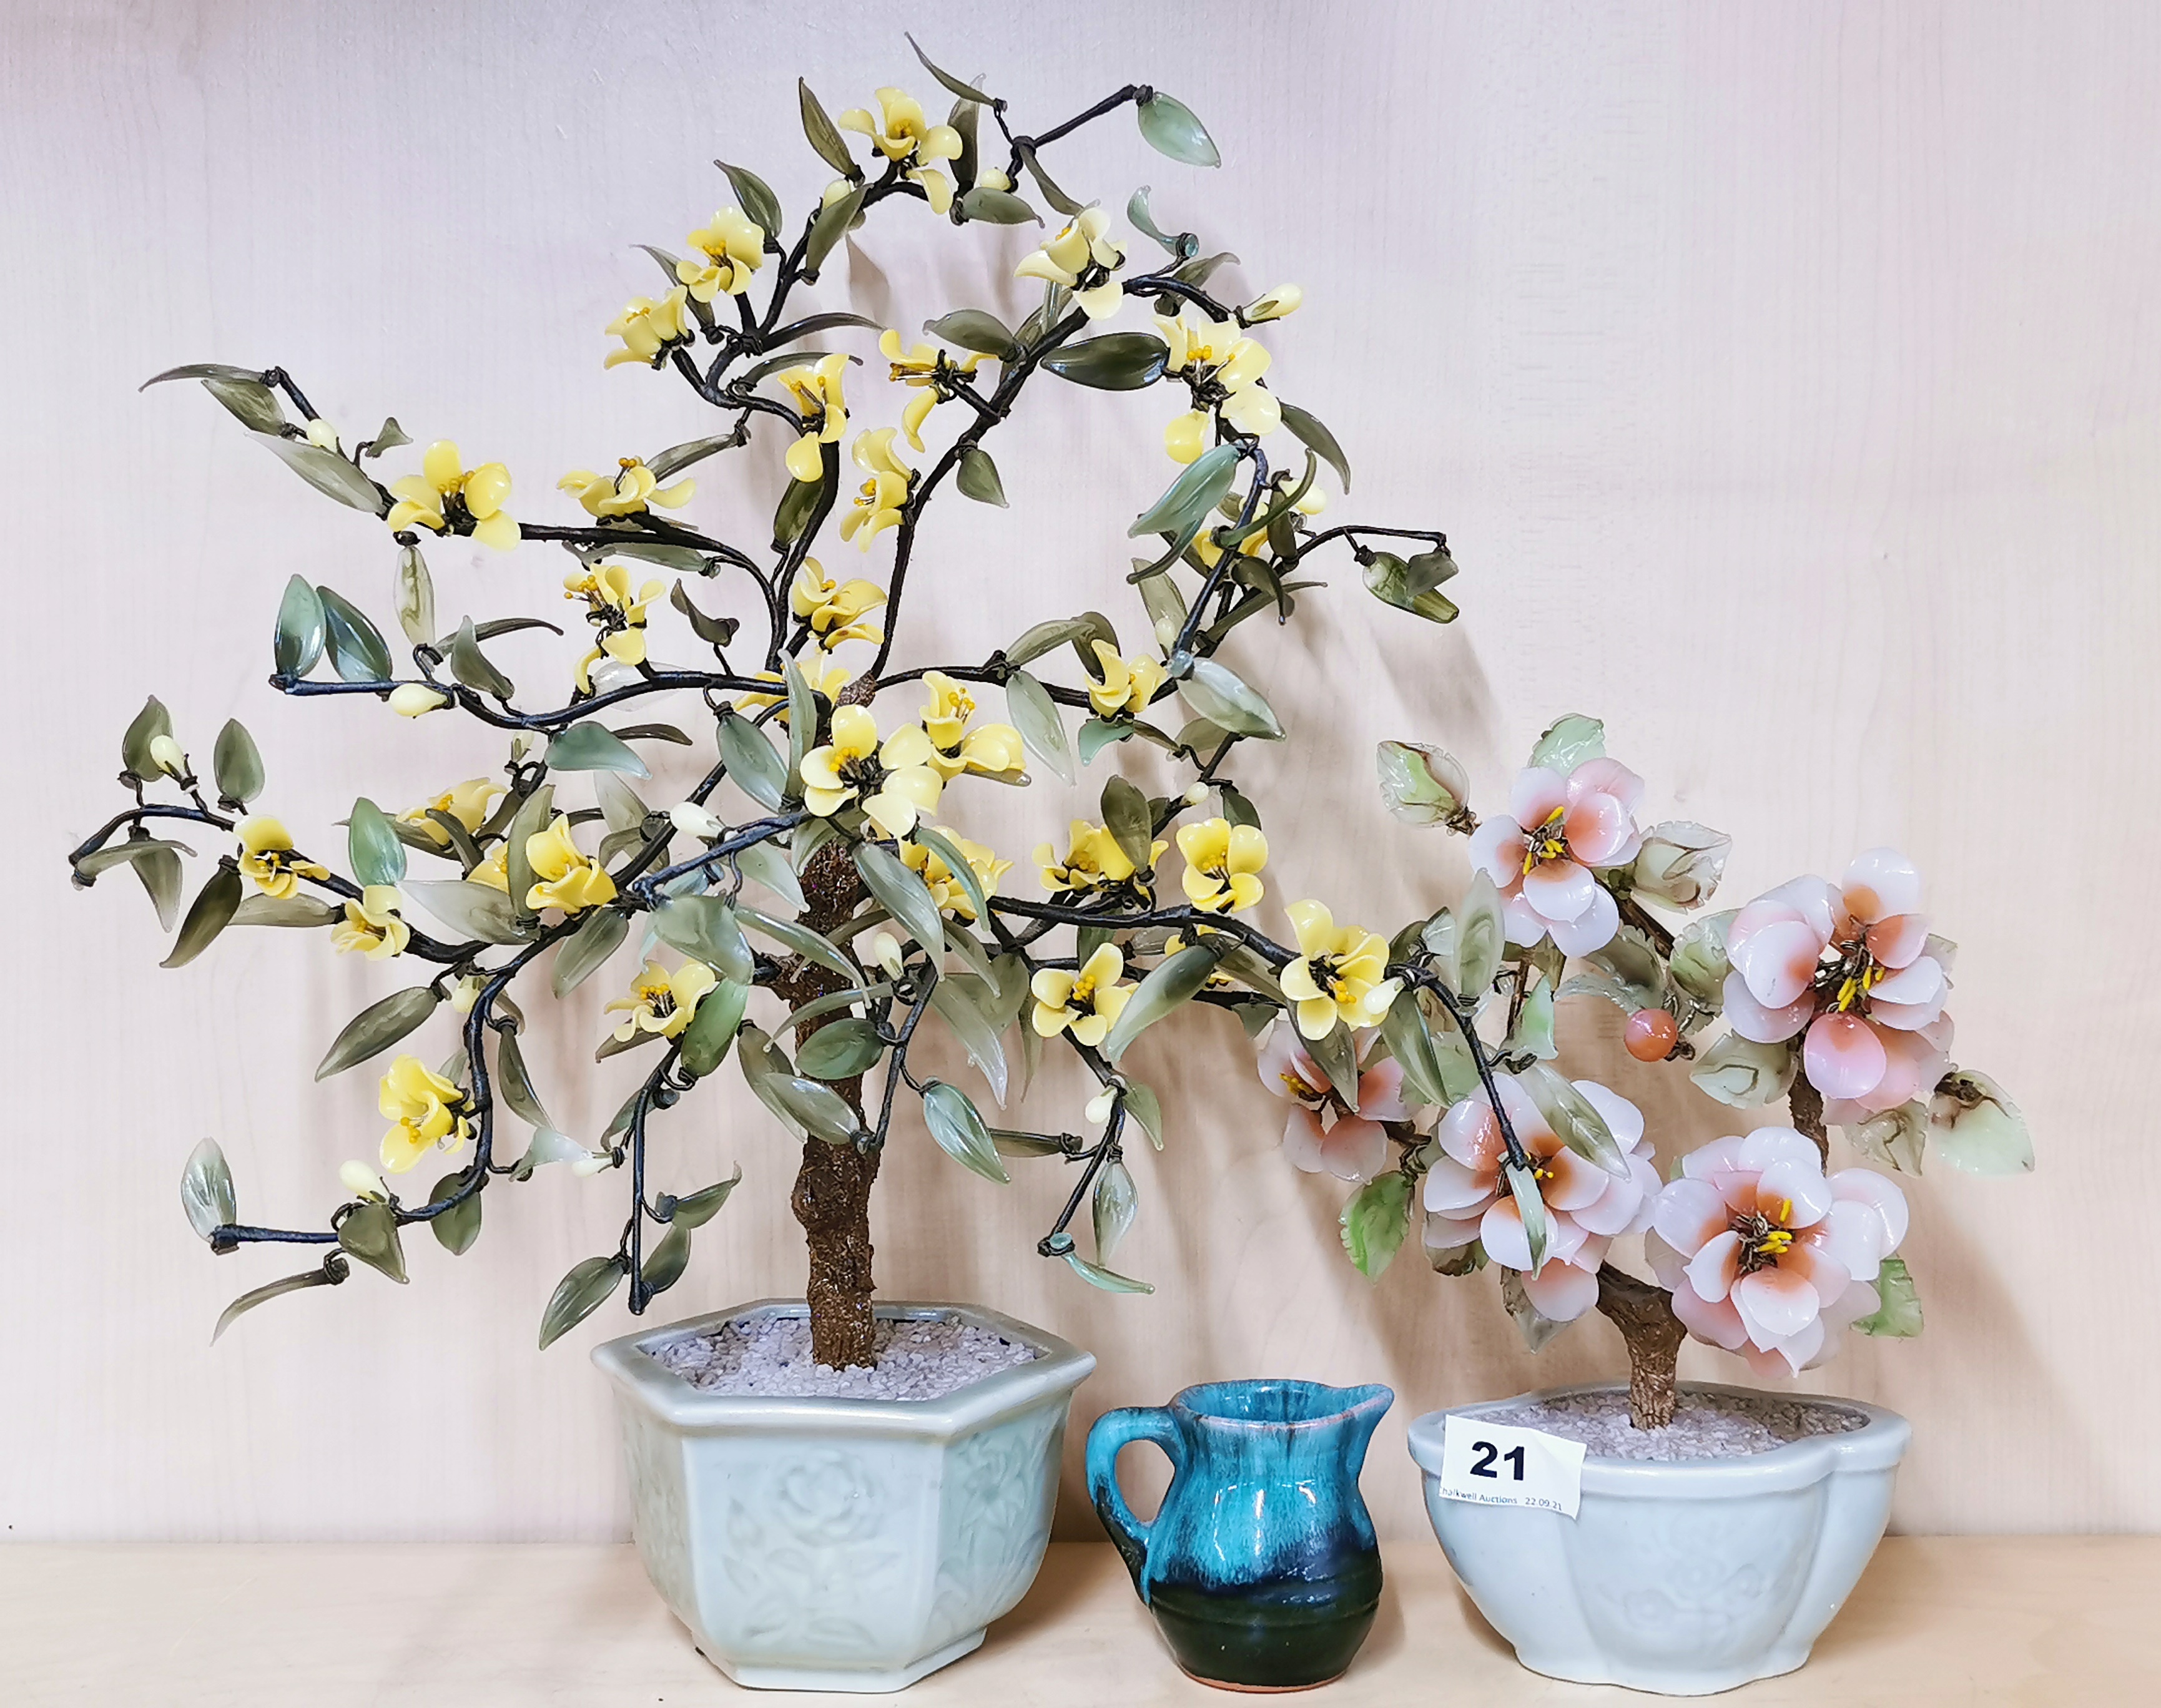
1788, 1072, 1828, 1164
1596, 1264, 1687, 1430
782, 837, 880, 1369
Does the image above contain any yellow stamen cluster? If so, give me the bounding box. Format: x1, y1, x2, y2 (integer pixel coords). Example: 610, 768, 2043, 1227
1522, 807, 1569, 874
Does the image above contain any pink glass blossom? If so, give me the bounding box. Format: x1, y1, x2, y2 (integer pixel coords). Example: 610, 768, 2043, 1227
1467, 758, 1646, 956
1648, 1126, 1907, 1375
1724, 848, 1955, 1117
1256, 1023, 1411, 1183
1422, 1074, 1660, 1321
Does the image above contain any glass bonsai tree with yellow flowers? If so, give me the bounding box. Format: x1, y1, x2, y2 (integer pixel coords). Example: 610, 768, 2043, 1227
71, 44, 2029, 1412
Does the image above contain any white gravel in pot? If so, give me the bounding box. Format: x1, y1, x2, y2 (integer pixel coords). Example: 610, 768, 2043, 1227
649, 1311, 1039, 1400
1484, 1387, 1869, 1461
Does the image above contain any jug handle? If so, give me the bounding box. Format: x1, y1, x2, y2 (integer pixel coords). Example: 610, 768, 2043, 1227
1086, 1407, 1182, 1597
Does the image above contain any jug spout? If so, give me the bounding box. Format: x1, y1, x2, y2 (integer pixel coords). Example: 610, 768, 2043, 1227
1327, 1382, 1394, 1465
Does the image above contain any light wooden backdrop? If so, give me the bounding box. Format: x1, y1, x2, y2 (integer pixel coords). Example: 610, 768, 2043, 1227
4, 0, 2156, 1543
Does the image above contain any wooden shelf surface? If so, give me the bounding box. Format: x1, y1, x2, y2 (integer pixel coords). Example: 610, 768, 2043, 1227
3, 1538, 2148, 1704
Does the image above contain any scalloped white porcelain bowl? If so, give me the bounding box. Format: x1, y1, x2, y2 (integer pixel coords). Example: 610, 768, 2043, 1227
595, 1298, 1095, 1692
1407, 1382, 1910, 1696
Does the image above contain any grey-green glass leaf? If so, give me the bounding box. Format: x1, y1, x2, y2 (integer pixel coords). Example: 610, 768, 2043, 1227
715, 159, 784, 237
803, 184, 865, 274
957, 445, 1007, 506
273, 576, 325, 677
1136, 92, 1221, 167
852, 842, 946, 955
1093, 1159, 1138, 1262
921, 1079, 1010, 1184
797, 78, 859, 175
450, 619, 514, 699
1179, 657, 1283, 740
345, 796, 406, 888
925, 308, 1017, 356
256, 433, 386, 513
678, 977, 750, 1079
1004, 669, 1075, 785
1101, 943, 1218, 1063
546, 723, 650, 778
317, 586, 394, 681
316, 986, 441, 1080
120, 695, 173, 777
738, 906, 858, 984
212, 719, 263, 805
428, 1171, 483, 1256
161, 863, 242, 968
930, 978, 1008, 1106
337, 1201, 408, 1285
653, 895, 754, 981
213, 1264, 342, 1343
795, 1016, 886, 1081
538, 1255, 626, 1348
552, 906, 628, 997
1061, 1250, 1153, 1293
1043, 333, 1169, 391
717, 711, 788, 810
180, 1137, 237, 1240
670, 1164, 743, 1229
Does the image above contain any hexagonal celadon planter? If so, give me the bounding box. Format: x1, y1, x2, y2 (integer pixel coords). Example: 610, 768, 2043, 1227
594, 1298, 1095, 1692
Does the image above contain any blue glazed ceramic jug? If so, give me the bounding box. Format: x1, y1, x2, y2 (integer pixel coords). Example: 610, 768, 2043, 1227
1086, 1379, 1394, 1690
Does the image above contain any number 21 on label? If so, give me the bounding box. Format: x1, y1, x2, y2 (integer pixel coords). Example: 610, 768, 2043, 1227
1434, 1416, 1586, 1518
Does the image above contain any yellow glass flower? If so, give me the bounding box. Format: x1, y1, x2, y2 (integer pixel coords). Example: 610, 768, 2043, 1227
564, 564, 665, 692
398, 779, 505, 848
840, 428, 912, 548
790, 558, 888, 650
305, 418, 338, 451
737, 658, 850, 715
332, 885, 411, 960
879, 329, 981, 451
449, 974, 484, 1014
913, 165, 957, 214
386, 441, 518, 551
838, 87, 963, 164
799, 705, 944, 840
1176, 818, 1268, 914
1035, 820, 1164, 894
389, 684, 451, 717
1161, 313, 1244, 375
1016, 207, 1126, 320
1244, 283, 1302, 323
378, 1054, 473, 1174
777, 353, 850, 483
524, 813, 618, 913
558, 458, 695, 519
604, 287, 692, 370
676, 205, 765, 301
604, 956, 718, 1043
1030, 944, 1135, 1048
1158, 312, 1282, 459
1085, 640, 1168, 719
901, 828, 1011, 924
1279, 900, 1402, 1041
920, 672, 1026, 782
468, 843, 509, 893
236, 816, 329, 898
